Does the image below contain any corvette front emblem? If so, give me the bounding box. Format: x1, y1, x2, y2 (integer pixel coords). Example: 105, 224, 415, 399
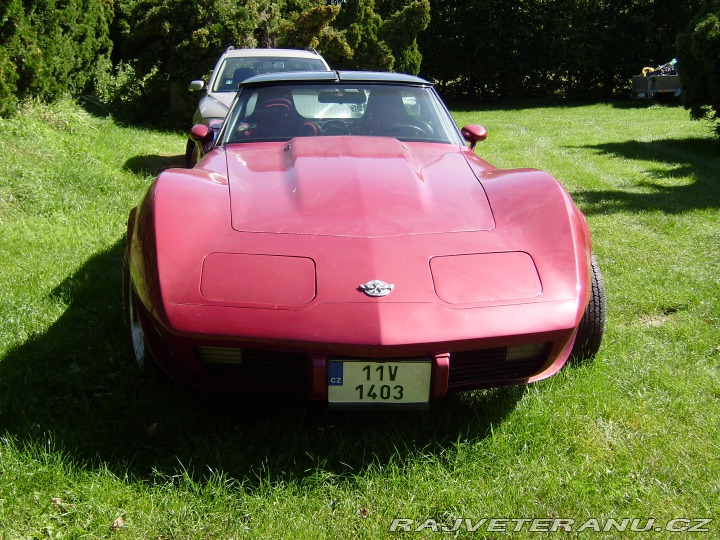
359, 280, 394, 297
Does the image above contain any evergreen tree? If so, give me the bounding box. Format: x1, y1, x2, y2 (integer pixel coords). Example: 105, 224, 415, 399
334, 0, 394, 70
329, 0, 429, 74
0, 0, 112, 116
279, 3, 343, 49
379, 0, 430, 75
677, 0, 720, 134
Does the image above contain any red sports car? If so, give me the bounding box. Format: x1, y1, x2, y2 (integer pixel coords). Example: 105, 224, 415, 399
124, 71, 606, 409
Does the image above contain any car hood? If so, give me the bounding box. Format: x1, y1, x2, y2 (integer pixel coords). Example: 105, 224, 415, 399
227, 137, 495, 237
196, 92, 235, 122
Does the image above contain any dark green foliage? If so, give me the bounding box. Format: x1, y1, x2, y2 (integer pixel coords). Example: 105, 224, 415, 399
278, 3, 342, 49
677, 0, 720, 134
1, 0, 711, 123
0, 0, 113, 117
109, 0, 257, 124
105, 0, 431, 123
0, 0, 22, 116
118, 0, 256, 88
379, 1, 431, 75
314, 24, 355, 69
107, 0, 345, 124
420, 0, 704, 101
328, 0, 430, 74
277, 3, 355, 73
333, 0, 394, 70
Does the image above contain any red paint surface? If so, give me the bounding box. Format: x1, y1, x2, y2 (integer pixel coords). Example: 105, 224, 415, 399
127, 135, 593, 395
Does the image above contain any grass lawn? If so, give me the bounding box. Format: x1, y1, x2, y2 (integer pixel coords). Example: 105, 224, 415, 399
0, 99, 718, 538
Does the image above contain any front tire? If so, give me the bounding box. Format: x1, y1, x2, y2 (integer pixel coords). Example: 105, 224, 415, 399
571, 253, 607, 360
122, 249, 152, 377
184, 139, 197, 168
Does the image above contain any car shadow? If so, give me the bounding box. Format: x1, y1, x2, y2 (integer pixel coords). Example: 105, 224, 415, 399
124, 154, 186, 177
570, 137, 720, 215
445, 96, 602, 112
610, 97, 682, 109
445, 96, 681, 112
0, 238, 528, 487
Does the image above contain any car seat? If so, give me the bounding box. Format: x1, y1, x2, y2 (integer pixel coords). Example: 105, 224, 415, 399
232, 68, 255, 88
252, 96, 318, 139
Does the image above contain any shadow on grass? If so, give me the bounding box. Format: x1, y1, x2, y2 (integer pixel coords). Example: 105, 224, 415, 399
78, 94, 191, 133
124, 154, 186, 177
610, 95, 683, 109
0, 238, 526, 487
571, 137, 720, 215
445, 96, 603, 112
444, 96, 681, 113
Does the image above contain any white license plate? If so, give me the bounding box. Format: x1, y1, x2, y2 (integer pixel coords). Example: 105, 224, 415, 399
327, 360, 431, 405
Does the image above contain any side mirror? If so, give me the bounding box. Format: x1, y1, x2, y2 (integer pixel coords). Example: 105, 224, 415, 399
188, 80, 205, 91
189, 124, 214, 144
461, 125, 488, 150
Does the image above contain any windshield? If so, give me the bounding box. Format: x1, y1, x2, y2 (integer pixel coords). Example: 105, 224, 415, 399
220, 83, 463, 144
212, 57, 328, 93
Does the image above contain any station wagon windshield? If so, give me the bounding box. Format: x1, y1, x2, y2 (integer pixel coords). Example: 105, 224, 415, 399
212, 57, 328, 93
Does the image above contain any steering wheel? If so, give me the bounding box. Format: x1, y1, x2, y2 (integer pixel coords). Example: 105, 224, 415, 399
322, 120, 350, 136
381, 121, 432, 137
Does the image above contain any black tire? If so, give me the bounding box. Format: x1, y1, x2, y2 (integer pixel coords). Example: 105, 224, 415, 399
184, 138, 196, 168
122, 249, 153, 378
571, 253, 607, 360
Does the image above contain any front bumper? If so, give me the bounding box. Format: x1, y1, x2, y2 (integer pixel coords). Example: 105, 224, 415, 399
136, 295, 578, 404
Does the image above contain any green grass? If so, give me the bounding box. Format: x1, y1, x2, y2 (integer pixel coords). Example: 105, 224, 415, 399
1, 99, 718, 538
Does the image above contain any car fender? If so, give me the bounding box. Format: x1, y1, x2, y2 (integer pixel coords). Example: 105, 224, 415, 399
466, 153, 592, 324
129, 163, 230, 329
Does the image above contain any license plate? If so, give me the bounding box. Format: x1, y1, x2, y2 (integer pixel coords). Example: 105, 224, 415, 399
327, 360, 431, 405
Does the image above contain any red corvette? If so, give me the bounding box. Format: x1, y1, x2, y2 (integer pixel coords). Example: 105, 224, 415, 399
124, 71, 605, 409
